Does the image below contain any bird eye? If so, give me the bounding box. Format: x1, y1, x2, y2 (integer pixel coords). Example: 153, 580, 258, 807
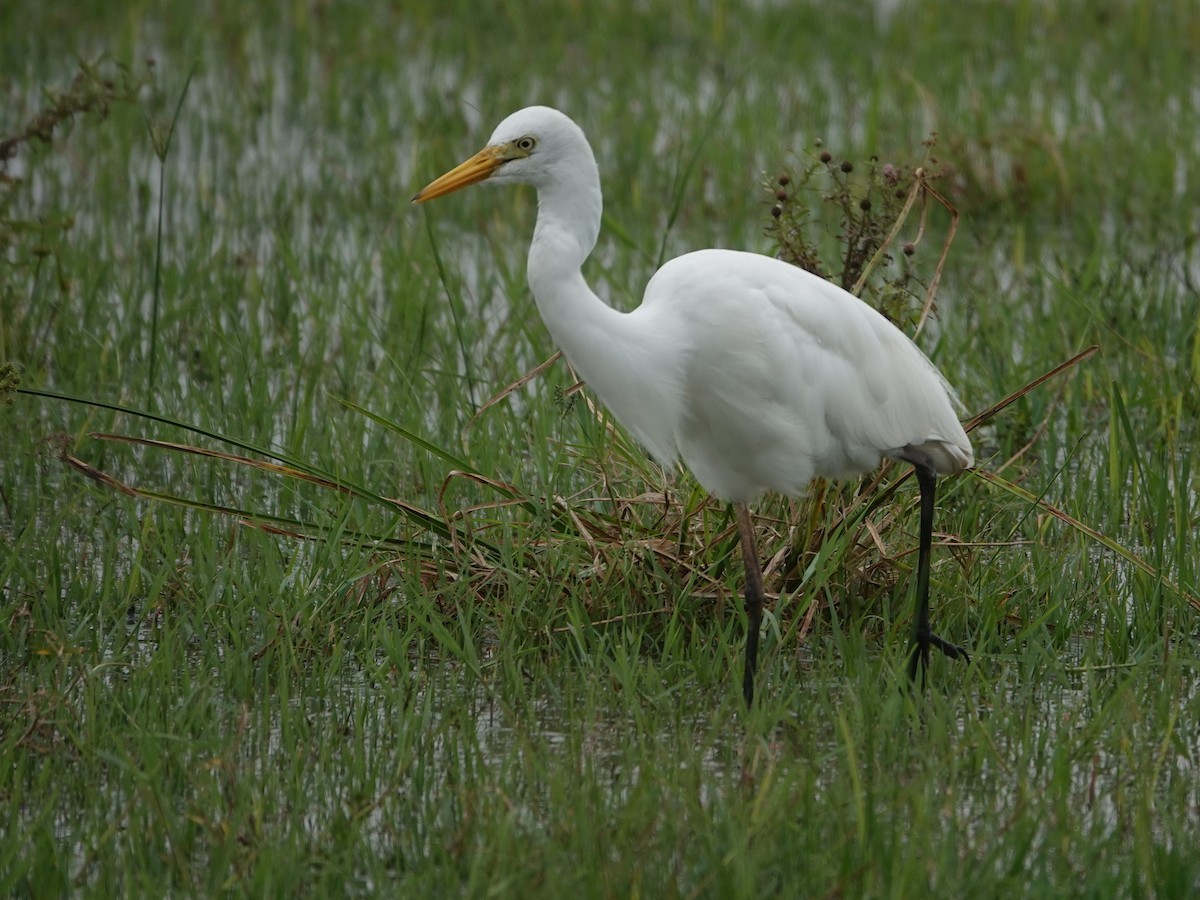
516, 136, 536, 153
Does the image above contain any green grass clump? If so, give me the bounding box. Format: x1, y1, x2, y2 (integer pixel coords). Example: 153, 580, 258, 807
2, 0, 1199, 896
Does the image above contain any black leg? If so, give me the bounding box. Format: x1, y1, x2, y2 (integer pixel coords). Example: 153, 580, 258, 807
735, 504, 765, 708
906, 461, 970, 686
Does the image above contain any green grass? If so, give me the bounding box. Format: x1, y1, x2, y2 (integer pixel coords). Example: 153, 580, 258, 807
2, 0, 1199, 895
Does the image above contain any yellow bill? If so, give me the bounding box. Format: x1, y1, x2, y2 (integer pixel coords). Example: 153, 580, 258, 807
411, 145, 504, 203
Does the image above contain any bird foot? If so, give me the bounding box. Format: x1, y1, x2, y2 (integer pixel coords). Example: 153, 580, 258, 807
906, 632, 970, 684
928, 633, 970, 664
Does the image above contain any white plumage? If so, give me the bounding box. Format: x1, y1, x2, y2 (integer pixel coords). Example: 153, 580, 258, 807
414, 106, 972, 706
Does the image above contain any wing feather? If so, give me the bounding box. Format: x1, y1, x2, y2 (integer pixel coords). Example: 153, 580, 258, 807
639, 248, 971, 501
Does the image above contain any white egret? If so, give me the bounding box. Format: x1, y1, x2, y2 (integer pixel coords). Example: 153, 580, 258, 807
413, 106, 972, 707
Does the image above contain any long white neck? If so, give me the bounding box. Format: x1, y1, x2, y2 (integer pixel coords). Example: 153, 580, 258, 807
524, 161, 679, 467
526, 175, 608, 348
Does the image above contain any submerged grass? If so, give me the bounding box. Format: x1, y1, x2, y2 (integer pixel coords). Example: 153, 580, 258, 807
2, 0, 1199, 895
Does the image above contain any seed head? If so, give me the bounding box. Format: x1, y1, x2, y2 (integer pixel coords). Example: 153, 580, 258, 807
840, 160, 853, 173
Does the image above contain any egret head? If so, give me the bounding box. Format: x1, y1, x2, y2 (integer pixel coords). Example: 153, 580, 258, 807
412, 106, 595, 203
